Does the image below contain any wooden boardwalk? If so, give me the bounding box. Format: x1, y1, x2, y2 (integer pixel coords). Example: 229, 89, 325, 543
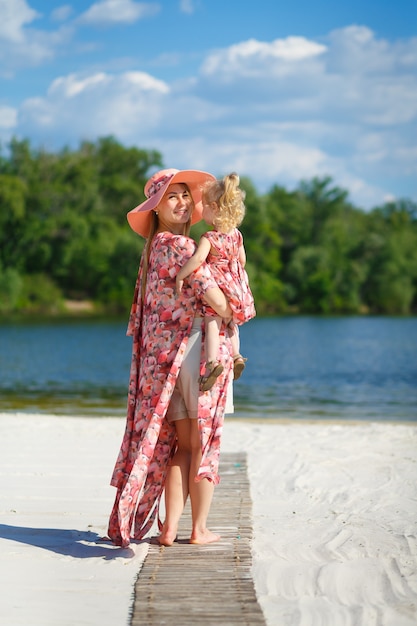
130, 452, 266, 626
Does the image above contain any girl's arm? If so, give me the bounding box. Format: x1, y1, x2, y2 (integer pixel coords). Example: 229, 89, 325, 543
176, 236, 211, 292
238, 243, 246, 267
177, 236, 232, 319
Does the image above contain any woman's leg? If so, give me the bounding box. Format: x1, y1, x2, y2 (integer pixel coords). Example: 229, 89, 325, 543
160, 417, 220, 545
161, 319, 220, 545
189, 419, 221, 544
159, 418, 191, 546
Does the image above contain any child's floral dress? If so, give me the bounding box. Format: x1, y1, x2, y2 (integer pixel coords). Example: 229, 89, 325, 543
204, 228, 256, 324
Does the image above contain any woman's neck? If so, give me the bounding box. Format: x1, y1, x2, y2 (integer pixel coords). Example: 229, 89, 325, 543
156, 225, 185, 235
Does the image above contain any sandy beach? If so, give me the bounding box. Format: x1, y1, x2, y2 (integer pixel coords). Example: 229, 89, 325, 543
0, 413, 416, 626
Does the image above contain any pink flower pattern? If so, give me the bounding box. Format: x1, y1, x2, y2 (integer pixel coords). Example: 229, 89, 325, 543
107, 232, 233, 547
204, 228, 256, 324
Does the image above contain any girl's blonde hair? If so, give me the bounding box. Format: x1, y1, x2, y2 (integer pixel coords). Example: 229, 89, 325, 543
203, 172, 246, 233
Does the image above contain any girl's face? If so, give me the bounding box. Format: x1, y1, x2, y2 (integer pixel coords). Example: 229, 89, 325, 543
156, 183, 194, 234
202, 195, 217, 226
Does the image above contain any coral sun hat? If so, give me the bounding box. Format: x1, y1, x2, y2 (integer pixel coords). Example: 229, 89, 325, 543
127, 168, 216, 238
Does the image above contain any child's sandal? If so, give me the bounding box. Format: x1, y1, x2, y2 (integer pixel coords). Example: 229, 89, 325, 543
199, 360, 224, 392
233, 354, 247, 380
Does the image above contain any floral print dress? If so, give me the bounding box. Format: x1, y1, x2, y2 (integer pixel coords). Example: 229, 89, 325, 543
204, 228, 256, 324
108, 232, 233, 547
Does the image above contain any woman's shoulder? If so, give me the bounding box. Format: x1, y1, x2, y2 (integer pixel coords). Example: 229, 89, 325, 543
155, 232, 196, 249
152, 233, 197, 266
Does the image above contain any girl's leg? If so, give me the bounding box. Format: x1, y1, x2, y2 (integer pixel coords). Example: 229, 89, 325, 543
205, 315, 222, 363
228, 322, 240, 357
188, 419, 220, 544
200, 316, 224, 391
229, 323, 247, 380
159, 418, 191, 546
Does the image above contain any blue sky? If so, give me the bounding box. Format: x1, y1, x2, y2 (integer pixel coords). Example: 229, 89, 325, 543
1, 0, 416, 209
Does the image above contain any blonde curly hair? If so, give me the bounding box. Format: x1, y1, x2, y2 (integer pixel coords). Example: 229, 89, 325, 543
202, 172, 246, 233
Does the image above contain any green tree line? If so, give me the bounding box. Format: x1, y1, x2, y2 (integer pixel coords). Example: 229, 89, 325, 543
1, 136, 416, 317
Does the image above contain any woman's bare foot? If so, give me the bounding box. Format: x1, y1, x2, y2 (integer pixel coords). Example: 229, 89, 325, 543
189, 529, 221, 545
158, 526, 177, 547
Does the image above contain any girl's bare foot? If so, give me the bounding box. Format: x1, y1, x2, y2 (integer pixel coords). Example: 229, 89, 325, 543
189, 529, 221, 545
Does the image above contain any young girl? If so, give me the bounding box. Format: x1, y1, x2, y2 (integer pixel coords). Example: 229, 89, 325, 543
176, 172, 256, 391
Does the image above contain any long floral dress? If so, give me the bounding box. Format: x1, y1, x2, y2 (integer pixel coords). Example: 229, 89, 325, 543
107, 232, 233, 547
204, 228, 256, 324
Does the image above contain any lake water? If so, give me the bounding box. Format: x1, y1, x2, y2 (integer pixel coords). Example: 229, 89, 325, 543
0, 316, 416, 422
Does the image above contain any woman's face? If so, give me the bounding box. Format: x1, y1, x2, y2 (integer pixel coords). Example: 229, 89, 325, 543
156, 183, 194, 234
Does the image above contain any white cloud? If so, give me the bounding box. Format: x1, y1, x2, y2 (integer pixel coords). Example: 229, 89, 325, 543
51, 5, 73, 22
45, 70, 169, 99
326, 25, 417, 73
77, 0, 160, 25
0, 0, 73, 73
201, 36, 327, 80
179, 0, 195, 15
49, 72, 111, 97
0, 0, 40, 43
0, 105, 17, 128
19, 70, 170, 141
205, 36, 326, 69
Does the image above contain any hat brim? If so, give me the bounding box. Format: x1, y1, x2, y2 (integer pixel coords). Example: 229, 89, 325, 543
127, 169, 215, 237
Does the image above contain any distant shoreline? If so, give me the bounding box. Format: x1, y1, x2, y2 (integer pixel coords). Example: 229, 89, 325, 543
1, 410, 416, 426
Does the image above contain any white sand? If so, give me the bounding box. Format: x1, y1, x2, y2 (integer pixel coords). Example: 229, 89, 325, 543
0, 413, 416, 626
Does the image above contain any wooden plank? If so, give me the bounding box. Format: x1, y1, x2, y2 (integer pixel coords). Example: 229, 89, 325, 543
130, 452, 266, 625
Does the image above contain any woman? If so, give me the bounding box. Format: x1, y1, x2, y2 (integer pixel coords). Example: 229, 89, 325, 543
107, 168, 233, 548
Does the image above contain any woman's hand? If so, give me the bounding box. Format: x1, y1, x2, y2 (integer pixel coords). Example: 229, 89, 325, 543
176, 276, 184, 295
